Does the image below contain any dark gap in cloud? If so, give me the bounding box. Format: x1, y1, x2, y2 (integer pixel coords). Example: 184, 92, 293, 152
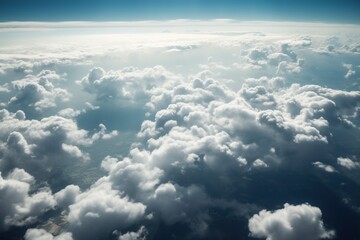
77, 106, 146, 132
0, 225, 29, 240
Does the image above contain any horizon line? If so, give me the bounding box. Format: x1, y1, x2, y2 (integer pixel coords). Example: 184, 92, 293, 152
1, 19, 360, 28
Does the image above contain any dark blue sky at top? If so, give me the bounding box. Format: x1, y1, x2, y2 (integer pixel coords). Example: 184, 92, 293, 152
0, 0, 359, 23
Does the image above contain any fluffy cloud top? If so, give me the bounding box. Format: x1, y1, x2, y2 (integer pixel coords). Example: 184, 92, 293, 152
79, 66, 180, 104
313, 161, 336, 173
54, 184, 81, 208
67, 182, 146, 240
65, 66, 358, 239
24, 228, 73, 240
248, 203, 335, 240
9, 70, 69, 111
0, 109, 116, 179
117, 226, 147, 240
0, 169, 55, 231
337, 157, 360, 169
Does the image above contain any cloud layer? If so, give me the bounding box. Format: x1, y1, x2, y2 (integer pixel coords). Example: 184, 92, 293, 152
0, 21, 359, 240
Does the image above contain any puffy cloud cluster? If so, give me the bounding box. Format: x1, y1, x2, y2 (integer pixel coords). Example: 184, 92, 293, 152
0, 169, 55, 231
58, 59, 360, 237
0, 108, 116, 179
140, 74, 360, 173
0, 52, 92, 76
24, 228, 73, 240
337, 157, 360, 170
313, 161, 336, 173
248, 203, 335, 240
78, 66, 180, 105
238, 40, 304, 75
8, 70, 70, 111
54, 184, 81, 208
62, 153, 210, 239
57, 66, 360, 239
66, 182, 146, 240
117, 226, 147, 240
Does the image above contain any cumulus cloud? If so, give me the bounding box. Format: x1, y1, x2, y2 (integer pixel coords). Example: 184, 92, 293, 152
54, 184, 81, 208
313, 161, 336, 173
57, 108, 81, 118
252, 159, 268, 168
139, 73, 360, 175
91, 123, 118, 141
79, 61, 358, 237
67, 182, 146, 240
117, 226, 147, 240
148, 183, 209, 225
8, 70, 70, 111
248, 203, 335, 240
0, 109, 116, 178
343, 64, 356, 79
106, 155, 163, 197
78, 66, 180, 105
101, 154, 209, 226
24, 228, 73, 240
337, 157, 360, 170
2, 60, 358, 238
65, 65, 357, 238
0, 169, 55, 231
0, 110, 88, 176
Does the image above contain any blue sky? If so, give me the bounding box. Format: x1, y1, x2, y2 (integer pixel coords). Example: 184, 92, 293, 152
0, 0, 360, 23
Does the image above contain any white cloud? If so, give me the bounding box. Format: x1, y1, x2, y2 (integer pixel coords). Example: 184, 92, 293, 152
117, 226, 147, 240
9, 70, 70, 111
252, 159, 268, 168
91, 124, 118, 141
148, 183, 209, 225
343, 64, 356, 79
107, 156, 163, 197
0, 111, 88, 175
55, 185, 81, 208
67, 182, 146, 240
249, 203, 335, 240
0, 109, 116, 178
78, 66, 180, 105
7, 168, 35, 184
313, 162, 336, 173
57, 108, 81, 118
337, 157, 360, 170
24, 228, 73, 240
0, 169, 55, 231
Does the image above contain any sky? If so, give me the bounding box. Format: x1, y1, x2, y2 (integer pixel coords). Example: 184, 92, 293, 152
0, 0, 360, 23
